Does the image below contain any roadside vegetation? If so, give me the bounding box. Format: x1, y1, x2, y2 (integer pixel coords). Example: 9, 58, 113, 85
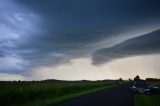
134, 79, 160, 106
135, 94, 160, 106
0, 80, 116, 106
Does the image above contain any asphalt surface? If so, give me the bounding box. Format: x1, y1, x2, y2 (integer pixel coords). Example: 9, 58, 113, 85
53, 83, 134, 106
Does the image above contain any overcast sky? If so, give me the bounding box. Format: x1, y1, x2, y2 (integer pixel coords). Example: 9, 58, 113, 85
0, 0, 160, 80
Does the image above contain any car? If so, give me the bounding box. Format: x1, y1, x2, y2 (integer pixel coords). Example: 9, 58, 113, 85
149, 86, 160, 94
130, 80, 150, 94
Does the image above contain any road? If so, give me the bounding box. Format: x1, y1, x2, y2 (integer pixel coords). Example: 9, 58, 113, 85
53, 83, 134, 106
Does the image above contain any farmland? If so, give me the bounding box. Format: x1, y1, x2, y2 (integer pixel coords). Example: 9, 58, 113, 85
0, 80, 116, 106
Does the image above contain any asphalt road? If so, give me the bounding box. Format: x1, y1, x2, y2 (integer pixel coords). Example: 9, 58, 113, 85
53, 83, 134, 106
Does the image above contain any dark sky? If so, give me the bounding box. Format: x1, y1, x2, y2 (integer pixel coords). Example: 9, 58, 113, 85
0, 0, 160, 80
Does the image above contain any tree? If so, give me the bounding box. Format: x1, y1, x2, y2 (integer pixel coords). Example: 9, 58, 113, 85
119, 78, 123, 81
134, 75, 140, 81
128, 78, 132, 81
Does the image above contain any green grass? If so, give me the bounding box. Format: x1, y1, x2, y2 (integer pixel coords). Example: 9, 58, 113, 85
0, 80, 116, 106
22, 85, 114, 106
135, 94, 160, 106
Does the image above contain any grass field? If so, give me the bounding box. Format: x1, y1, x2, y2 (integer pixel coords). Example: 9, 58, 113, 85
0, 80, 116, 106
135, 94, 160, 106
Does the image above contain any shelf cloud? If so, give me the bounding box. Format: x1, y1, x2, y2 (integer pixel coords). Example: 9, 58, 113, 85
0, 0, 160, 80
92, 29, 160, 65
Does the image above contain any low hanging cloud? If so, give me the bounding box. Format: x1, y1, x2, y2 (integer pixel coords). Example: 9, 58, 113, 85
92, 29, 160, 65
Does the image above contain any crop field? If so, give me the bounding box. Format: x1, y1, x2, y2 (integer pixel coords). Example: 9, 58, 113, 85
0, 80, 116, 106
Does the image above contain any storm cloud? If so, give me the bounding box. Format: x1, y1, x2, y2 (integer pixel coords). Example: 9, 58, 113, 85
92, 29, 160, 65
0, 0, 160, 80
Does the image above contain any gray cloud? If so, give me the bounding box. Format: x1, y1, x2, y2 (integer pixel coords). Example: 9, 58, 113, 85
0, 0, 160, 76
0, 50, 5, 57
92, 29, 160, 65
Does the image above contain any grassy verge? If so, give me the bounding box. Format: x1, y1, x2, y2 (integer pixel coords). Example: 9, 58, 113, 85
21, 85, 114, 106
135, 94, 160, 106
